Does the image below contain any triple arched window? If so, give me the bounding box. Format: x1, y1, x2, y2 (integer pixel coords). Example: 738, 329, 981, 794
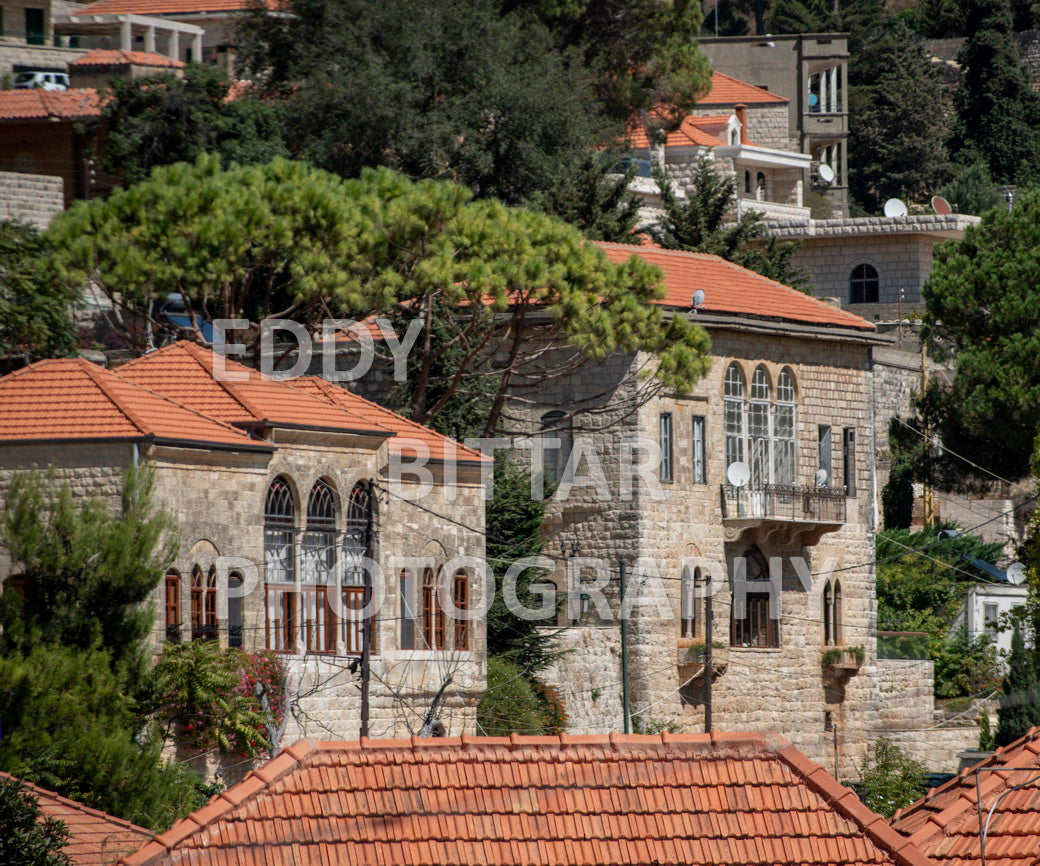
724, 364, 798, 488
263, 476, 375, 655
402, 566, 470, 652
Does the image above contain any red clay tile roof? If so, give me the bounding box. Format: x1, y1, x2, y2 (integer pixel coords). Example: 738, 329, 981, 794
596, 241, 875, 331
891, 726, 1040, 866
116, 341, 394, 437
69, 49, 184, 68
120, 732, 932, 866
74, 0, 274, 14
1, 772, 150, 865
291, 376, 489, 464
627, 112, 733, 149
0, 88, 101, 121
0, 357, 269, 450
700, 71, 789, 106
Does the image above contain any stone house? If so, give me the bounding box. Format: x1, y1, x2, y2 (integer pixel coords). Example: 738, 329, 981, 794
0, 342, 488, 754
523, 241, 977, 776
626, 71, 813, 224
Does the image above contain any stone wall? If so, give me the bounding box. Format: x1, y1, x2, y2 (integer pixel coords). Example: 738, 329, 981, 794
538, 625, 624, 735
0, 170, 64, 227
0, 42, 87, 78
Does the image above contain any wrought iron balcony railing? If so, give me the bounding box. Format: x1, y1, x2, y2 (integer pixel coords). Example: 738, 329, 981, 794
720, 483, 846, 525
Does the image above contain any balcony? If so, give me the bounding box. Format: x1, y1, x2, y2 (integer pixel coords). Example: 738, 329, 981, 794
719, 483, 846, 546
821, 645, 863, 678
677, 642, 728, 686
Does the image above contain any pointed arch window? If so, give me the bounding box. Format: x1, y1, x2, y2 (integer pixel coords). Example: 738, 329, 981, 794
265, 476, 297, 653
164, 571, 181, 642
774, 369, 797, 486
191, 565, 217, 641
343, 482, 375, 655
724, 364, 746, 473
823, 580, 843, 646
228, 571, 244, 648
422, 567, 446, 650
749, 366, 771, 487
680, 566, 706, 639
453, 569, 470, 651
302, 480, 338, 654
731, 546, 778, 648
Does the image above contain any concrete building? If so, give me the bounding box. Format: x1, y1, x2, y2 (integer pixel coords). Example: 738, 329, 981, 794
521, 242, 977, 775
0, 343, 488, 768
958, 582, 1030, 659
697, 33, 851, 215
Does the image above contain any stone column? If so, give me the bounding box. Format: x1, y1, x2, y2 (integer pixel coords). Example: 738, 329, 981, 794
120, 16, 132, 50
192, 32, 202, 62
819, 70, 827, 114
169, 29, 179, 61
144, 25, 155, 53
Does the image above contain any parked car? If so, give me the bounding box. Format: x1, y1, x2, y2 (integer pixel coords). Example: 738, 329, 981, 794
12, 71, 69, 91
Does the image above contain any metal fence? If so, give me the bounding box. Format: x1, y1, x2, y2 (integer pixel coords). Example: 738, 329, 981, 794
720, 483, 847, 523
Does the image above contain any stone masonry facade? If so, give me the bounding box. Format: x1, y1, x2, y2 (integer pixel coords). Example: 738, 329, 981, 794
0, 170, 64, 228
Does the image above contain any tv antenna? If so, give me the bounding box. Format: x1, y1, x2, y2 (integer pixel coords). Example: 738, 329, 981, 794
883, 198, 908, 218
726, 462, 750, 488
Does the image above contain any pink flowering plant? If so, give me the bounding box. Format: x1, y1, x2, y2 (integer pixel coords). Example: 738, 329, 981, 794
151, 641, 287, 758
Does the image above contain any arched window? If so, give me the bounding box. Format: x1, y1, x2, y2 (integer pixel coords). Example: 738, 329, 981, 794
228, 572, 244, 648
749, 366, 771, 486
454, 569, 470, 650
744, 170, 751, 194
400, 568, 417, 650
833, 580, 842, 645
724, 364, 746, 474
823, 582, 833, 646
540, 410, 572, 486
265, 476, 297, 653
422, 568, 446, 650
756, 171, 766, 201
849, 263, 879, 304
343, 482, 374, 655
302, 480, 337, 654
164, 570, 181, 642
681, 566, 705, 639
191, 565, 217, 641
731, 546, 778, 648
774, 369, 796, 486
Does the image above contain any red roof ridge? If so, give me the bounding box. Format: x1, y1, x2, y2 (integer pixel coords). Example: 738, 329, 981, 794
69, 49, 184, 68
701, 70, 789, 105
0, 771, 150, 836
77, 356, 154, 438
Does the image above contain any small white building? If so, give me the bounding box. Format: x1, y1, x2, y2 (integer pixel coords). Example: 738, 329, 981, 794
961, 583, 1030, 658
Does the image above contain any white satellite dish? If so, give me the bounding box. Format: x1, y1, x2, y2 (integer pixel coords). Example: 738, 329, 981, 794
1006, 562, 1027, 585
817, 164, 835, 185
726, 462, 751, 488
883, 198, 909, 218
691, 289, 706, 309
814, 468, 829, 487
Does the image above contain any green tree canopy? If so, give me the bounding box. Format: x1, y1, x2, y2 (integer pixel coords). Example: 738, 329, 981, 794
0, 777, 70, 866
102, 64, 286, 187
952, 0, 1040, 184
0, 221, 78, 362
919, 189, 1040, 480
847, 20, 952, 213
853, 738, 926, 817
995, 625, 1040, 745
46, 157, 712, 434
938, 161, 1005, 216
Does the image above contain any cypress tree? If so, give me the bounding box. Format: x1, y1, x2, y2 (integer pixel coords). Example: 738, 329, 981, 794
995, 626, 1040, 746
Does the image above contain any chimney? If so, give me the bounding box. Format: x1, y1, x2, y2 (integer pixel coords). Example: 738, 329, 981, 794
734, 103, 748, 144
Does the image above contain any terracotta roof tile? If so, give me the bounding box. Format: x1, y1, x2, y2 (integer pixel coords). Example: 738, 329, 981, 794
291, 377, 489, 464
74, 0, 274, 14
0, 88, 102, 121
0, 357, 269, 450
69, 49, 184, 68
119, 732, 933, 866
116, 342, 394, 437
1, 772, 150, 865
627, 112, 732, 149
891, 727, 1040, 866
595, 241, 874, 331
700, 71, 789, 106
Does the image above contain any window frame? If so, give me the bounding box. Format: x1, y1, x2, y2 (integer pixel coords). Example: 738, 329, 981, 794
540, 410, 572, 486
164, 571, 181, 643
691, 415, 707, 484
849, 263, 879, 304
658, 411, 674, 483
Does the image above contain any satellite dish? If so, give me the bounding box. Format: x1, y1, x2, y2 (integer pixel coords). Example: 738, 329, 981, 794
726, 462, 751, 488
931, 194, 952, 215
1006, 562, 1027, 585
883, 198, 908, 218
817, 164, 835, 185
691, 289, 706, 309
936, 528, 961, 541
814, 468, 829, 487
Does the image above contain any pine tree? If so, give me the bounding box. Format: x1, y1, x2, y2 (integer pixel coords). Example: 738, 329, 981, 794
995, 626, 1040, 746
953, 0, 1040, 184
938, 161, 1005, 215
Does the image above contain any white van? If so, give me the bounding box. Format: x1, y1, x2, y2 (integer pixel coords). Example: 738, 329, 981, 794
12, 71, 70, 91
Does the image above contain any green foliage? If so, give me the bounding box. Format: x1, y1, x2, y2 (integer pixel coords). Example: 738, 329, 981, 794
803, 188, 834, 220
631, 715, 683, 734
952, 0, 1040, 185
150, 642, 287, 758
938, 162, 1005, 216
485, 456, 557, 676
0, 777, 70, 866
48, 158, 712, 433
917, 0, 967, 36
847, 20, 952, 213
881, 453, 915, 530
0, 464, 176, 683
979, 711, 997, 750
766, 0, 886, 51
995, 625, 1040, 746
525, 153, 642, 242
0, 644, 206, 831
854, 738, 926, 817
876, 524, 1003, 697
701, 0, 751, 34
477, 656, 559, 735
650, 158, 810, 290
919, 189, 1040, 480
102, 64, 286, 187
0, 221, 78, 361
